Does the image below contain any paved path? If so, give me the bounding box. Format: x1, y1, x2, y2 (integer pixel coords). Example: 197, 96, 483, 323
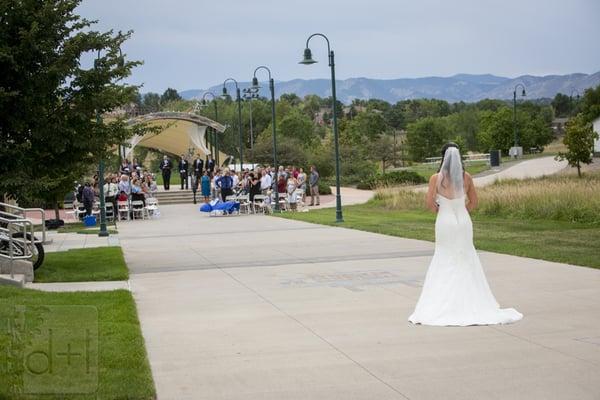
44, 230, 120, 253
119, 204, 600, 400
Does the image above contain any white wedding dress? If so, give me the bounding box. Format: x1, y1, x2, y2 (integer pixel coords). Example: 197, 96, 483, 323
408, 148, 522, 326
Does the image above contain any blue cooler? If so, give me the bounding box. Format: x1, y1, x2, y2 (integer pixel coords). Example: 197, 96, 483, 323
83, 215, 97, 227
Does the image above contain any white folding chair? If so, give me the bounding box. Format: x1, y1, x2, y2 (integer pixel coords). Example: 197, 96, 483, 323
131, 200, 145, 220
278, 193, 288, 212
64, 202, 78, 222
145, 197, 159, 218
105, 202, 115, 222
252, 195, 267, 214
237, 194, 250, 214
117, 201, 130, 221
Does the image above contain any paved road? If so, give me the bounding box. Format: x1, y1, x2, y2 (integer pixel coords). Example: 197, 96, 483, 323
118, 204, 600, 400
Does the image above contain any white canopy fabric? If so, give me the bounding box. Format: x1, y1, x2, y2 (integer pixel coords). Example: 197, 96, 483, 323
124, 112, 231, 164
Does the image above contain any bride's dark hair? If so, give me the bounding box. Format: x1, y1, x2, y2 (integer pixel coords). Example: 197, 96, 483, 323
438, 142, 464, 172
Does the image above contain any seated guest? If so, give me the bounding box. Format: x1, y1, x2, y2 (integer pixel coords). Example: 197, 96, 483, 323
131, 178, 146, 205
118, 174, 131, 196
118, 190, 128, 202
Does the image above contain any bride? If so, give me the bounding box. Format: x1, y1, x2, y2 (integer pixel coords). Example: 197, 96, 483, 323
408, 143, 523, 326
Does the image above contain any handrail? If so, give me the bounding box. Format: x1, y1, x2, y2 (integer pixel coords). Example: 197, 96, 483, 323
0, 213, 35, 278
0, 202, 46, 244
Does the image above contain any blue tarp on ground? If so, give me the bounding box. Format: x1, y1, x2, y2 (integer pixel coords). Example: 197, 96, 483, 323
199, 200, 240, 214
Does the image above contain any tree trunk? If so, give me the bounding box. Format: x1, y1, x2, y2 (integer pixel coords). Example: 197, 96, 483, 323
54, 199, 60, 221
577, 162, 581, 178
382, 160, 386, 173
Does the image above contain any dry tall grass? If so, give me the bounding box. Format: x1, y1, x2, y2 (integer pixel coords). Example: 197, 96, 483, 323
374, 171, 600, 224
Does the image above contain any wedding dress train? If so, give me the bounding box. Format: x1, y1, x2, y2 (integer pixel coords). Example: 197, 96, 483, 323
408, 194, 523, 326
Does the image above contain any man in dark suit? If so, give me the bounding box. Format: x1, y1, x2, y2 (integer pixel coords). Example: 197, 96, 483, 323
206, 154, 215, 177
192, 155, 204, 179
178, 154, 189, 190
159, 155, 172, 190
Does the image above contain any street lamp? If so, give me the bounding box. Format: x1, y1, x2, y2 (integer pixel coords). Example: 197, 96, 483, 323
512, 83, 526, 155
201, 92, 219, 165
251, 66, 280, 212
222, 78, 244, 171
242, 88, 256, 150
300, 33, 343, 223
94, 47, 123, 237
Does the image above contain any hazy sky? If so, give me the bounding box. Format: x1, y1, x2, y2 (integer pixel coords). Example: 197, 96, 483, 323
77, 0, 600, 93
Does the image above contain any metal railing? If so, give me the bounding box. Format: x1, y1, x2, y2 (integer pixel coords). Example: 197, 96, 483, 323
424, 153, 491, 165
0, 202, 47, 244
0, 212, 35, 279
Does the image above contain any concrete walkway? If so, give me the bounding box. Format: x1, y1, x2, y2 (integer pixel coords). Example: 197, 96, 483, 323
119, 204, 600, 400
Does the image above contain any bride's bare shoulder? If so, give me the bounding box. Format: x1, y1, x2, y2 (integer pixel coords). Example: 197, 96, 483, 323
429, 173, 439, 183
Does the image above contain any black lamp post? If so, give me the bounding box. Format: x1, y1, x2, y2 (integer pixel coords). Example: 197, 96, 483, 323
513, 83, 526, 151
242, 88, 255, 150
94, 48, 122, 237
300, 33, 343, 223
251, 66, 280, 212
222, 78, 243, 171
201, 92, 219, 165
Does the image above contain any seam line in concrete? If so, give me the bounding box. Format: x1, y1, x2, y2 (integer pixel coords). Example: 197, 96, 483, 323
487, 325, 600, 368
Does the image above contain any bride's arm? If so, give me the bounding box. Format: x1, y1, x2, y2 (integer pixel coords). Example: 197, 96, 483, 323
426, 174, 439, 213
465, 173, 478, 212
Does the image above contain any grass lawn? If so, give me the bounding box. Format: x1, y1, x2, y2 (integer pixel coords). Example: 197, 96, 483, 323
0, 286, 155, 399
58, 222, 118, 235
155, 173, 181, 186
35, 247, 129, 283
276, 203, 600, 269
407, 161, 490, 180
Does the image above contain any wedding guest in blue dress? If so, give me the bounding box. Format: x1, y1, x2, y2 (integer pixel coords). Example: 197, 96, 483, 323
201, 171, 211, 203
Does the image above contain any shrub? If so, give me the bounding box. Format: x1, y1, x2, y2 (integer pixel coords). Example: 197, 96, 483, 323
359, 170, 426, 190
305, 182, 332, 195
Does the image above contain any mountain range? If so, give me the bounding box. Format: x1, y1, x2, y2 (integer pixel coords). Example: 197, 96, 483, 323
180, 71, 600, 104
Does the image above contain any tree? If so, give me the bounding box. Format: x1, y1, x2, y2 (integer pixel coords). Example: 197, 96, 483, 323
406, 117, 451, 161
278, 109, 316, 146
551, 93, 573, 118
161, 88, 182, 103
0, 0, 143, 217
580, 84, 600, 123
343, 110, 387, 145
142, 92, 161, 112
557, 114, 598, 177
370, 134, 395, 172
477, 107, 554, 154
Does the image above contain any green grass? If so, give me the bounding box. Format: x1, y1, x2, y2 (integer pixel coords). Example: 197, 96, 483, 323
35, 247, 129, 283
56, 222, 118, 235
276, 202, 600, 269
0, 286, 155, 399
407, 161, 490, 180
155, 173, 181, 186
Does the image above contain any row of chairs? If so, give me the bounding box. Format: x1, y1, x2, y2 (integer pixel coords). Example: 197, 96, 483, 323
64, 198, 160, 222
224, 190, 306, 215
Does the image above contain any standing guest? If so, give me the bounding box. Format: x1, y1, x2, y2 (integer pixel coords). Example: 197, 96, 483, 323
119, 159, 131, 176
287, 175, 299, 211
260, 169, 272, 194
212, 169, 221, 200
293, 167, 299, 179
278, 166, 286, 181
132, 158, 142, 174
82, 182, 95, 216
297, 167, 307, 202
104, 176, 118, 212
277, 174, 286, 194
178, 154, 189, 190
231, 170, 240, 191
201, 171, 211, 203
309, 165, 320, 206
159, 155, 172, 190
193, 154, 204, 178
206, 154, 215, 176
248, 172, 261, 203
216, 169, 234, 202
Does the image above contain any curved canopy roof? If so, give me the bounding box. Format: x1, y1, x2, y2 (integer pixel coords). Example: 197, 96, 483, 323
125, 112, 231, 163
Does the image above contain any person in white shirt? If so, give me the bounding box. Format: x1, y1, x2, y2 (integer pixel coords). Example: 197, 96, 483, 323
231, 170, 240, 190
260, 169, 272, 194
212, 170, 221, 200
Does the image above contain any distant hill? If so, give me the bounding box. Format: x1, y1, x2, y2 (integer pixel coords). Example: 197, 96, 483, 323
180, 71, 600, 104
